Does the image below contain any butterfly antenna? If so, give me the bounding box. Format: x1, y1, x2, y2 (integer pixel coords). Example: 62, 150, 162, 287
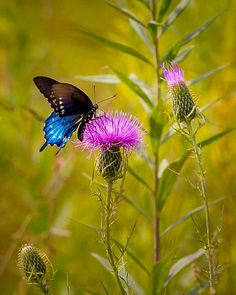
55, 147, 62, 156
93, 85, 96, 103
97, 94, 116, 104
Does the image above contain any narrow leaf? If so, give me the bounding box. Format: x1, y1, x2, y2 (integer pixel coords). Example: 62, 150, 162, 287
129, 19, 152, 51
187, 64, 229, 86
91, 253, 112, 271
161, 197, 225, 236
112, 239, 150, 275
128, 167, 152, 191
158, 128, 234, 211
158, 0, 191, 37
121, 194, 150, 219
112, 68, 153, 108
106, 1, 146, 27
75, 74, 120, 84
119, 261, 146, 295
157, 156, 187, 211
158, 0, 172, 22
162, 14, 219, 62
181, 14, 220, 46
199, 128, 235, 148
174, 46, 194, 63
165, 249, 204, 286
199, 96, 225, 113
83, 31, 152, 65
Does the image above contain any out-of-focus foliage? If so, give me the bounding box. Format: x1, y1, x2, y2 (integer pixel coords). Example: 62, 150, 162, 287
0, 0, 235, 294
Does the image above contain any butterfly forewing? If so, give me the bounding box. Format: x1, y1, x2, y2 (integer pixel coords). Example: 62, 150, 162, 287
34, 76, 93, 117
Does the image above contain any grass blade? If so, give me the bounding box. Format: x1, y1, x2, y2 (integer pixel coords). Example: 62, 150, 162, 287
106, 1, 146, 27
165, 249, 205, 286
174, 46, 194, 63
161, 197, 225, 236
187, 64, 229, 86
112, 239, 150, 275
129, 19, 152, 51
112, 68, 153, 108
83, 31, 152, 65
162, 14, 219, 62
75, 74, 119, 84
158, 0, 172, 22
128, 167, 152, 191
158, 0, 191, 37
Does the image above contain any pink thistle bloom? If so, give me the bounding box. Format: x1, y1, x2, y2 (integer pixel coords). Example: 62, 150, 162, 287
162, 62, 185, 86
82, 111, 143, 153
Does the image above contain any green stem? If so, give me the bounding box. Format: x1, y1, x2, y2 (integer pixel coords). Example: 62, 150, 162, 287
187, 122, 215, 294
38, 281, 52, 295
151, 0, 161, 266
105, 182, 126, 295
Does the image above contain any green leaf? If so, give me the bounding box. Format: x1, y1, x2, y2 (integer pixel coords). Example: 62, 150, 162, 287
158, 0, 191, 37
149, 100, 168, 149
158, 0, 172, 22
112, 239, 150, 275
128, 167, 152, 191
174, 46, 194, 63
181, 14, 220, 46
199, 128, 236, 148
165, 249, 204, 286
112, 68, 153, 108
83, 31, 152, 65
199, 96, 225, 113
121, 194, 150, 219
162, 14, 219, 62
187, 64, 229, 86
129, 19, 152, 51
157, 155, 187, 212
119, 259, 146, 295
158, 128, 235, 211
92, 253, 146, 295
161, 197, 225, 236
152, 250, 175, 294
75, 74, 120, 84
106, 1, 146, 27
91, 253, 112, 271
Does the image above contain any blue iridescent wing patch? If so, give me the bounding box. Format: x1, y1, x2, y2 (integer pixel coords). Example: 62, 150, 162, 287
40, 112, 81, 152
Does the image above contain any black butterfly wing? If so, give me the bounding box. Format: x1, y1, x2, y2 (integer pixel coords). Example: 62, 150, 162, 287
34, 76, 93, 117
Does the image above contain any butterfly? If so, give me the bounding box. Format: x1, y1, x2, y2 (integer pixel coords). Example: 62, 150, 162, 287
34, 76, 98, 152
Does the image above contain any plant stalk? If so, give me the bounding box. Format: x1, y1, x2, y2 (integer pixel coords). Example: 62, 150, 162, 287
151, 0, 161, 265
105, 182, 126, 295
187, 122, 215, 294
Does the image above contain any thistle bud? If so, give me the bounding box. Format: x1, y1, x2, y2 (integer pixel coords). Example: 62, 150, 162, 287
18, 244, 53, 294
162, 62, 196, 122
97, 146, 124, 182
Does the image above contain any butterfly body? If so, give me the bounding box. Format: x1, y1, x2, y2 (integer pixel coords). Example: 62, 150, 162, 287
34, 76, 98, 151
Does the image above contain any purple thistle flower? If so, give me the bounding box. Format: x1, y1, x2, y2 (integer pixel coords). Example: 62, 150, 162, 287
162, 62, 196, 122
82, 111, 142, 153
81, 111, 142, 182
162, 62, 185, 86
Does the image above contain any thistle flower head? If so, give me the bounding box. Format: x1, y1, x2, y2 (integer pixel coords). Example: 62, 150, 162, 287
18, 244, 53, 293
162, 62, 185, 86
162, 62, 196, 122
82, 111, 142, 182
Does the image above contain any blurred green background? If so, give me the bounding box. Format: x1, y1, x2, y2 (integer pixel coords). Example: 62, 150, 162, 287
0, 0, 235, 294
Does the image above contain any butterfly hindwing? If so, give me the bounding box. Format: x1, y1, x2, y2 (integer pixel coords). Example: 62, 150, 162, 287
34, 76, 93, 117
40, 112, 81, 151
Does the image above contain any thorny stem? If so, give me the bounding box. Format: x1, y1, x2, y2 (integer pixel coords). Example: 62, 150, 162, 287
105, 182, 126, 295
187, 122, 215, 294
151, 0, 161, 266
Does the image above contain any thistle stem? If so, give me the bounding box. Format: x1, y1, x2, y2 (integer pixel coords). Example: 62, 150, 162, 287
105, 182, 126, 295
186, 122, 215, 294
151, 0, 161, 266
38, 280, 52, 295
